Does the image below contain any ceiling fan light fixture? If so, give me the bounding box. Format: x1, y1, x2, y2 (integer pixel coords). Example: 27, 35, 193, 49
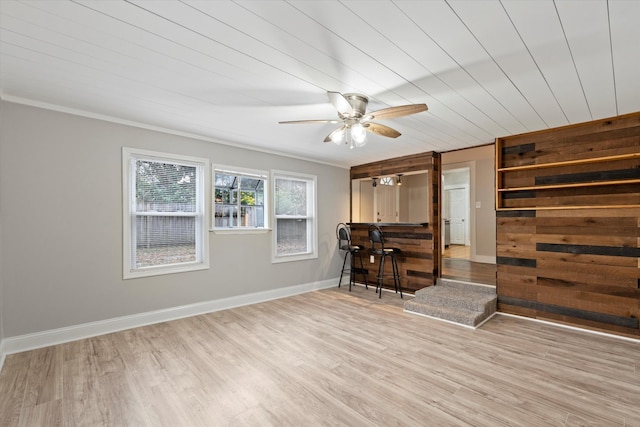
280, 91, 428, 148
330, 127, 345, 145
351, 123, 367, 147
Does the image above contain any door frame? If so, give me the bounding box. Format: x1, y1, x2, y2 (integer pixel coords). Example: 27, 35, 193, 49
444, 184, 470, 246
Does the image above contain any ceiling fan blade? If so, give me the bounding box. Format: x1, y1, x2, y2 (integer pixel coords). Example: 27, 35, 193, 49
279, 119, 341, 124
327, 91, 353, 115
365, 104, 428, 121
364, 122, 401, 138
324, 125, 346, 143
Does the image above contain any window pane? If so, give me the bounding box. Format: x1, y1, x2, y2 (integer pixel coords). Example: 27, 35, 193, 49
214, 172, 236, 189
134, 160, 198, 267
273, 172, 316, 261
240, 177, 262, 191
276, 218, 308, 255
240, 206, 264, 227
275, 178, 307, 215
216, 188, 231, 204
135, 216, 196, 267
214, 204, 237, 228
214, 169, 267, 229
136, 160, 196, 212
124, 148, 208, 278
255, 181, 264, 206
239, 190, 254, 206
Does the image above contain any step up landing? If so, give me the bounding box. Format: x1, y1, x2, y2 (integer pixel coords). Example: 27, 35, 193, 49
404, 278, 497, 328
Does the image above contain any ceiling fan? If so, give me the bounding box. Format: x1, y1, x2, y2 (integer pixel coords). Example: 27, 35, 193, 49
279, 91, 428, 148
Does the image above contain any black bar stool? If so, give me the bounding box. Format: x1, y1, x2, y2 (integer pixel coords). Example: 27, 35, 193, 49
336, 223, 368, 291
368, 225, 403, 299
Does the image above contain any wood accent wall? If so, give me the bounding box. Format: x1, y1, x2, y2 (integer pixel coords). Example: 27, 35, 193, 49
350, 151, 441, 292
350, 152, 438, 179
349, 224, 435, 293
495, 112, 640, 337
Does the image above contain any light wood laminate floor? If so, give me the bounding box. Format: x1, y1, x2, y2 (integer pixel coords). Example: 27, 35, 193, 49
443, 244, 471, 259
442, 258, 496, 286
1, 286, 638, 426
442, 244, 496, 286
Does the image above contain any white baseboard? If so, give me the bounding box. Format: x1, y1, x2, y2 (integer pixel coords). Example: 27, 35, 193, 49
0, 339, 5, 373
471, 255, 496, 264
496, 312, 640, 343
1, 278, 337, 357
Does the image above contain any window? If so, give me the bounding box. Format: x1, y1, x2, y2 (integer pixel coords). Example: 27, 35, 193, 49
379, 176, 394, 186
213, 166, 268, 233
123, 148, 209, 279
272, 171, 317, 262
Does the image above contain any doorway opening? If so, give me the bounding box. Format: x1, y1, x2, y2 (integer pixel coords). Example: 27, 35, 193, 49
440, 164, 496, 285
443, 167, 470, 261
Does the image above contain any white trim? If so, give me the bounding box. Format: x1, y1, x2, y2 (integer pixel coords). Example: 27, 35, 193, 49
404, 306, 497, 330
213, 164, 269, 179
212, 164, 269, 232
271, 252, 319, 263
1, 279, 338, 356
122, 147, 211, 279
443, 184, 470, 246
443, 162, 477, 257
470, 255, 496, 264
0, 340, 5, 373
271, 170, 318, 263
404, 309, 477, 329
474, 312, 498, 329
496, 312, 640, 343
212, 228, 271, 235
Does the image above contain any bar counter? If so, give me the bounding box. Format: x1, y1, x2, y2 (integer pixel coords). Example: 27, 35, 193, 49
348, 223, 437, 293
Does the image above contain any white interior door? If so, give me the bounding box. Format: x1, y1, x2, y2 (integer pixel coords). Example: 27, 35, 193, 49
448, 187, 468, 245
376, 184, 397, 222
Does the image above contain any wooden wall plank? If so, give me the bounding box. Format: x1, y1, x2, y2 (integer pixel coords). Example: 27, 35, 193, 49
496, 112, 640, 337
536, 207, 640, 218
498, 112, 640, 147
349, 222, 435, 293
534, 233, 637, 247
350, 152, 434, 180
349, 152, 440, 293
535, 251, 637, 268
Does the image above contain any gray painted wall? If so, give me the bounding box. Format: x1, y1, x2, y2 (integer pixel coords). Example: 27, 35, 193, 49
0, 100, 3, 344
473, 157, 497, 258
0, 101, 350, 338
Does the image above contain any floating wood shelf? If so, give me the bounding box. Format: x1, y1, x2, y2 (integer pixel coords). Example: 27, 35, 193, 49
496, 152, 640, 173
497, 178, 640, 192
496, 140, 640, 211
496, 204, 640, 211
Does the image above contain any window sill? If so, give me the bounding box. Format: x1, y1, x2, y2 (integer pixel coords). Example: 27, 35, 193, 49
272, 252, 318, 263
124, 262, 209, 280
211, 228, 271, 235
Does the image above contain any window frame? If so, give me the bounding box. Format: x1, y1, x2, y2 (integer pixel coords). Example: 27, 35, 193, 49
271, 170, 318, 263
122, 147, 210, 279
212, 165, 270, 234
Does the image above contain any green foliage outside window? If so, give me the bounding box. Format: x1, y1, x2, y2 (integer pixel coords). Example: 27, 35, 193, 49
275, 178, 307, 215
136, 160, 196, 210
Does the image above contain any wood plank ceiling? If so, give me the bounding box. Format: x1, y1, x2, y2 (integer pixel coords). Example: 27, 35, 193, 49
1, 0, 638, 167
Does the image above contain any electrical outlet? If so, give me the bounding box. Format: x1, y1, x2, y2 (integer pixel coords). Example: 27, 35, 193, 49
370, 255, 375, 263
